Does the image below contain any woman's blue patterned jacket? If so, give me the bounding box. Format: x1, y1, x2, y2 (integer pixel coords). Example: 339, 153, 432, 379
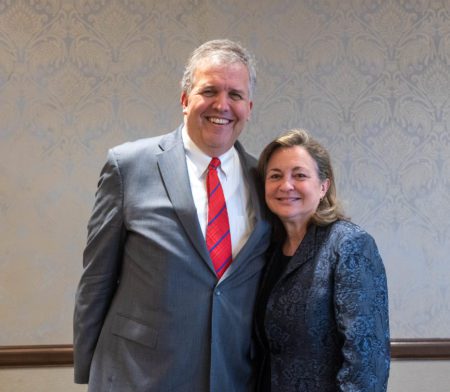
255, 220, 390, 392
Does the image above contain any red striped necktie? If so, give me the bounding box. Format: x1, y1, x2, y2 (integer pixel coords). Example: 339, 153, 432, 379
206, 157, 232, 279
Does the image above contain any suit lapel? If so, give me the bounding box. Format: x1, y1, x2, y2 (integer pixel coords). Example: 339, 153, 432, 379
223, 142, 271, 277
157, 131, 271, 279
157, 128, 214, 273
225, 219, 270, 276
283, 224, 331, 277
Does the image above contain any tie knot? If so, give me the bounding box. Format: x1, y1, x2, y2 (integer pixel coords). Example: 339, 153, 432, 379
209, 157, 221, 170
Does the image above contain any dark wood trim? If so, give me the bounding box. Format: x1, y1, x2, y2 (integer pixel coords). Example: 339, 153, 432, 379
0, 340, 449, 367
0, 345, 73, 367
391, 339, 450, 360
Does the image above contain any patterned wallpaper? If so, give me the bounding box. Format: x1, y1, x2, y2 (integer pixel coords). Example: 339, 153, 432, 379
0, 0, 449, 344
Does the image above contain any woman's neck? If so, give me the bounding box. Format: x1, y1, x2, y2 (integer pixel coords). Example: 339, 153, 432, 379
282, 221, 308, 256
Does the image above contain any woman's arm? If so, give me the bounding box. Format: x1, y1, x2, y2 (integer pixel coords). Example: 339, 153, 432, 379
334, 230, 390, 391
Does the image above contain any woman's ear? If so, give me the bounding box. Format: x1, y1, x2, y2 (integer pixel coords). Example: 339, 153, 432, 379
321, 179, 330, 198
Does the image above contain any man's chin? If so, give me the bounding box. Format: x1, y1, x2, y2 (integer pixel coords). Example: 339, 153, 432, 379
203, 141, 234, 156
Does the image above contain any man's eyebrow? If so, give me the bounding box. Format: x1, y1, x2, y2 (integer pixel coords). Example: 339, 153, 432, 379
229, 88, 248, 97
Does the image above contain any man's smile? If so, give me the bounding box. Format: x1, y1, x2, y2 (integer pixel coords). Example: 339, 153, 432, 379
206, 116, 232, 125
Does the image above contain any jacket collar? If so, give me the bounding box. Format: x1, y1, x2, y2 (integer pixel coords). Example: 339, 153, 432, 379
282, 223, 333, 277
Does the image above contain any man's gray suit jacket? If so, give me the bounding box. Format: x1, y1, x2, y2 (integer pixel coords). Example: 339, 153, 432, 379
73, 126, 271, 392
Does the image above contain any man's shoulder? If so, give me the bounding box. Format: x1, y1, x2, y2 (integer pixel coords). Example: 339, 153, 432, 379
110, 128, 181, 160
112, 136, 161, 155
235, 141, 257, 169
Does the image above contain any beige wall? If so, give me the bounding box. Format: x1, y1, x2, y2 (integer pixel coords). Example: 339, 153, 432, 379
0, 368, 86, 392
1, 0, 449, 346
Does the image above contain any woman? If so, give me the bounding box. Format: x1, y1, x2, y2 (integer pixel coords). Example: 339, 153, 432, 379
255, 129, 390, 391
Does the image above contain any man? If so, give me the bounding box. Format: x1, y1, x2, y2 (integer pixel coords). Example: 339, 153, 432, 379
73, 39, 271, 391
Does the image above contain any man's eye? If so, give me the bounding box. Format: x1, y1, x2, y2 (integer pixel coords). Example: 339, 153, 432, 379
202, 90, 215, 97
230, 92, 243, 100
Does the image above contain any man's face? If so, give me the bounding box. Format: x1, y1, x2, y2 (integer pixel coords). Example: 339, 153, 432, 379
181, 60, 253, 157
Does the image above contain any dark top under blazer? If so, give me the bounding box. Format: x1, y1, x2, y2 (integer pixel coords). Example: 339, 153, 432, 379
73, 127, 271, 392
255, 220, 390, 392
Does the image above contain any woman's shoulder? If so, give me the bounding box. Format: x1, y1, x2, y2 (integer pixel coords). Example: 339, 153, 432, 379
327, 220, 378, 253
329, 220, 371, 239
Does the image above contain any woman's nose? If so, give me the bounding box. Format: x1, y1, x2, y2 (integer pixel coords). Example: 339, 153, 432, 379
279, 179, 294, 191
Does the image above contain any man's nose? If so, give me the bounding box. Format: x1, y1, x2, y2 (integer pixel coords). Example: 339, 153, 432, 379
213, 92, 230, 111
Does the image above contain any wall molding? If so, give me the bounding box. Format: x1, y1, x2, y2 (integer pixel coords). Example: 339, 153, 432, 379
0, 340, 449, 367
0, 345, 73, 367
390, 339, 450, 359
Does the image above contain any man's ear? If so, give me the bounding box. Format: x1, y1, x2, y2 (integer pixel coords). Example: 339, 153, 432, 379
181, 92, 188, 114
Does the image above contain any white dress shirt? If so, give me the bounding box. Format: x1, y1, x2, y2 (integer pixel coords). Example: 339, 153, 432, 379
182, 127, 255, 259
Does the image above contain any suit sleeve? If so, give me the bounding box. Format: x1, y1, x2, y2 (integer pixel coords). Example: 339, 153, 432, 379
334, 231, 390, 392
73, 149, 126, 383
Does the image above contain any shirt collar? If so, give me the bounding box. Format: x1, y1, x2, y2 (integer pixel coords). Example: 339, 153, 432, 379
182, 126, 236, 180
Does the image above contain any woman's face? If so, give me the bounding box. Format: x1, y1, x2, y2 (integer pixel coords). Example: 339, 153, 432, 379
264, 146, 329, 226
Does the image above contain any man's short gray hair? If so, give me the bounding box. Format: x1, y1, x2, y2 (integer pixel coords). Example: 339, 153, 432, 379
181, 39, 256, 99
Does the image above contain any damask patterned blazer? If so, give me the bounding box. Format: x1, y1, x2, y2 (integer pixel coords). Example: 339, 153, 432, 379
73, 126, 271, 392
255, 220, 390, 392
